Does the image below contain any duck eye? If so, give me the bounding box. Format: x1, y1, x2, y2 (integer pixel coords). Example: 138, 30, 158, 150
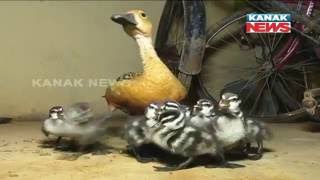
141, 12, 147, 18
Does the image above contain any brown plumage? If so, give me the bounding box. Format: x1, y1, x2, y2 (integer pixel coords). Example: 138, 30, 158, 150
104, 10, 187, 114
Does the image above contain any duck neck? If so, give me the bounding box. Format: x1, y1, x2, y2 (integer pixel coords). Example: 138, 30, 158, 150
134, 34, 164, 73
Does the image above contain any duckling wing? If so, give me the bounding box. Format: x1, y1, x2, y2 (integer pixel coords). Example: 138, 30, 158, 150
64, 102, 94, 124
64, 101, 112, 125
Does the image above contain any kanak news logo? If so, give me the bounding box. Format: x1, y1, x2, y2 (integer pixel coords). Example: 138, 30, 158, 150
246, 14, 291, 33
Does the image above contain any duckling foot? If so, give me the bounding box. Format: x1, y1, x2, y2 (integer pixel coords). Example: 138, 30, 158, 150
219, 162, 245, 169
247, 153, 263, 160
204, 162, 244, 168
153, 157, 194, 171
137, 157, 158, 163
128, 146, 158, 163
134, 150, 158, 163
241, 143, 251, 155
153, 166, 178, 172
55, 144, 74, 151
217, 153, 244, 168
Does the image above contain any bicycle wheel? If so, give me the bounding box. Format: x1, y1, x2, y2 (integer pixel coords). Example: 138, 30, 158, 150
197, 8, 320, 122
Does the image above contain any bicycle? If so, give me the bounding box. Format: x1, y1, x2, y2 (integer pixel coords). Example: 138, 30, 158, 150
155, 0, 320, 122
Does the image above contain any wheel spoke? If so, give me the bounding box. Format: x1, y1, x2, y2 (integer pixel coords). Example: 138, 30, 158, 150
265, 73, 279, 115
271, 33, 284, 53
249, 75, 270, 115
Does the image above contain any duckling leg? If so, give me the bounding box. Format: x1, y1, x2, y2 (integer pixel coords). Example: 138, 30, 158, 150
55, 139, 78, 151
128, 146, 157, 163
61, 144, 95, 161
55, 137, 72, 150
55, 136, 62, 146
240, 142, 251, 158
216, 152, 244, 168
244, 142, 251, 153
248, 140, 263, 160
153, 157, 195, 171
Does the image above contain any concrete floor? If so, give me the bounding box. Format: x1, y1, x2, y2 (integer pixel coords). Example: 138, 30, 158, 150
0, 120, 320, 180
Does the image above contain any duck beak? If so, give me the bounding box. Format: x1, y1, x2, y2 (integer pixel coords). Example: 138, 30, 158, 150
111, 13, 137, 26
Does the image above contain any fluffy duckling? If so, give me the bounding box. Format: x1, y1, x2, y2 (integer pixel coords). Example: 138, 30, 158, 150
218, 92, 272, 159
42, 106, 64, 145
244, 118, 272, 160
150, 102, 232, 171
105, 10, 187, 115
124, 103, 161, 162
188, 97, 246, 150
215, 93, 246, 149
219, 92, 243, 119
42, 102, 110, 149
190, 99, 216, 131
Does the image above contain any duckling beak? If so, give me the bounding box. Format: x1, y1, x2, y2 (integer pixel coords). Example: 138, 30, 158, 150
111, 13, 137, 26
193, 105, 201, 112
219, 100, 229, 109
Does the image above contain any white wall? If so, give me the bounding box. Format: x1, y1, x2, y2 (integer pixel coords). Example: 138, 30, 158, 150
0, 1, 235, 120
0, 1, 164, 118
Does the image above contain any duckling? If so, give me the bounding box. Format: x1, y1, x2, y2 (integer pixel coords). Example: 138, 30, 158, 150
162, 101, 191, 117
42, 102, 110, 150
219, 92, 243, 119
218, 92, 272, 159
244, 118, 272, 160
105, 10, 187, 115
215, 93, 246, 150
158, 101, 189, 130
42, 106, 64, 146
189, 99, 216, 132
124, 103, 161, 162
149, 101, 239, 171
187, 97, 246, 150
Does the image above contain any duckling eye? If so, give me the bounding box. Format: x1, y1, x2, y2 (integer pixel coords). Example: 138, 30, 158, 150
140, 12, 147, 18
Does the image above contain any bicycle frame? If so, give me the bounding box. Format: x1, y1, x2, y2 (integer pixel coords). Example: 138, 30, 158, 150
272, 0, 316, 70
155, 0, 206, 76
